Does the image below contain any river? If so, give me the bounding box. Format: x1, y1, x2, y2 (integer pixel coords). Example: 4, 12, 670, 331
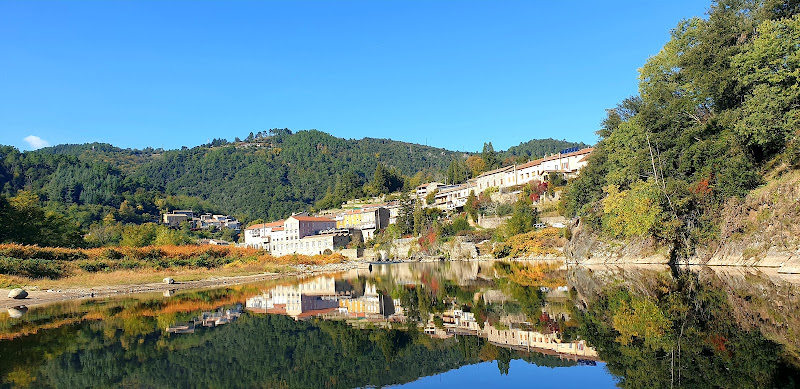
2, 260, 799, 388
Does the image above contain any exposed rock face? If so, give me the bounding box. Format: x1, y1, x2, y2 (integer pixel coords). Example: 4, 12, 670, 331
564, 219, 671, 265
565, 171, 800, 269
163, 278, 175, 285
446, 237, 479, 260
7, 289, 28, 299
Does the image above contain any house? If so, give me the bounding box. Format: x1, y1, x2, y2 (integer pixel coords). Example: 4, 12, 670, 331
243, 220, 285, 249
433, 182, 476, 211
474, 147, 595, 194
266, 215, 348, 256
337, 207, 390, 230
337, 207, 391, 240
275, 230, 350, 256
163, 213, 191, 227
415, 182, 445, 199
188, 213, 242, 231
475, 165, 516, 193
283, 215, 336, 240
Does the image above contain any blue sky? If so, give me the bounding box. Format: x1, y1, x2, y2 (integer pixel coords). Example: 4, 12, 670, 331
392, 360, 617, 388
1, 1, 710, 152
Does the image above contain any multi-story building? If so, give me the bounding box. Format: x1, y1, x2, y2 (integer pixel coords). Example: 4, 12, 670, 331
243, 220, 284, 249
433, 182, 476, 211
163, 212, 191, 227
415, 182, 445, 199
336, 207, 390, 240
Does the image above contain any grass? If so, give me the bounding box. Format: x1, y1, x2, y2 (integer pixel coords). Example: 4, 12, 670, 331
0, 243, 346, 289
9, 263, 297, 290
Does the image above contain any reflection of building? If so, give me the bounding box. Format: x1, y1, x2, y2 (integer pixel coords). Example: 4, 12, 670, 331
246, 277, 343, 320
442, 309, 481, 332
338, 282, 394, 318
483, 323, 597, 358
165, 305, 243, 334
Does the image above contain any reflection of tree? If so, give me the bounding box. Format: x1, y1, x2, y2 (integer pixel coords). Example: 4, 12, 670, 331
15, 314, 486, 388
478, 343, 513, 375
574, 271, 800, 388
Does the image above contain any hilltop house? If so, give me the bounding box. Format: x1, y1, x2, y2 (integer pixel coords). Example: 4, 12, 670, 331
472, 147, 594, 194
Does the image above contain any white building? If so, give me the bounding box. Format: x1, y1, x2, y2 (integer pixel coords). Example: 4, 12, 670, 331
242, 220, 284, 249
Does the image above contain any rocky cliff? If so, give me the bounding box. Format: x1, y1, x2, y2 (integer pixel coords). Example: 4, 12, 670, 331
565, 171, 800, 272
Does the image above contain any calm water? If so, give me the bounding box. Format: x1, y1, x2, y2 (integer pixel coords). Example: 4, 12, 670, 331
2, 261, 800, 388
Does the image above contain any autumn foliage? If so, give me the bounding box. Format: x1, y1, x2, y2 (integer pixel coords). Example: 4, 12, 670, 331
492, 228, 565, 259
0, 243, 346, 279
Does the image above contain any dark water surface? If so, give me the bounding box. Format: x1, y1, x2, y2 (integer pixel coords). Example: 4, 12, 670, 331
2, 261, 799, 388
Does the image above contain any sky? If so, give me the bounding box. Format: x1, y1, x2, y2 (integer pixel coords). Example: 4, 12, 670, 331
0, 1, 711, 153
393, 360, 617, 388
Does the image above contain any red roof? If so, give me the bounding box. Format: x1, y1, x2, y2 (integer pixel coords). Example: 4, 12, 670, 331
515, 148, 594, 170
245, 220, 285, 230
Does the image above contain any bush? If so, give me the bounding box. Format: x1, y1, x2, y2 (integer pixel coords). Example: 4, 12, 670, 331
114, 260, 141, 270
492, 228, 564, 258
78, 261, 109, 272
101, 248, 124, 260
0, 257, 67, 279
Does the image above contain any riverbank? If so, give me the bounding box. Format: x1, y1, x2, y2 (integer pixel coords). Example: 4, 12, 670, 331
0, 261, 361, 310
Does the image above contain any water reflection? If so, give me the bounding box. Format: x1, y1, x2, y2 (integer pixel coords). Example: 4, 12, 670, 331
242, 267, 598, 363
165, 305, 242, 334
0, 261, 799, 388
5, 307, 26, 319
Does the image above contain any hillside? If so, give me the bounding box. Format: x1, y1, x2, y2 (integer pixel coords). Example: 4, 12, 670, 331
563, 1, 800, 264
0, 130, 586, 230
504, 138, 590, 161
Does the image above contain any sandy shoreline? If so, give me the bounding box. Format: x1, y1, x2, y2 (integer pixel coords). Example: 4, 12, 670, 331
1, 262, 364, 310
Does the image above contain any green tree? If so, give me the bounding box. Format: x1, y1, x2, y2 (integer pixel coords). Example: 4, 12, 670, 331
482, 142, 498, 170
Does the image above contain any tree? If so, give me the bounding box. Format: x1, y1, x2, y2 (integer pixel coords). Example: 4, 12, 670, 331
464, 191, 478, 222
446, 159, 470, 185
505, 200, 539, 237
465, 156, 487, 178
394, 194, 414, 236
482, 142, 498, 170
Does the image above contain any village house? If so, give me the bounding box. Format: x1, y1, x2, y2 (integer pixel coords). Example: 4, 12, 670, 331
336, 206, 390, 241
242, 214, 349, 256
469, 147, 594, 195
163, 210, 241, 231
242, 220, 284, 249
474, 165, 515, 193
433, 182, 476, 211
162, 212, 191, 227
415, 182, 446, 199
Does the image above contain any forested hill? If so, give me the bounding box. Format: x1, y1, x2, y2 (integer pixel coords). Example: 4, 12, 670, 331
563, 0, 800, 260
134, 129, 465, 220
0, 129, 587, 225
504, 138, 591, 161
